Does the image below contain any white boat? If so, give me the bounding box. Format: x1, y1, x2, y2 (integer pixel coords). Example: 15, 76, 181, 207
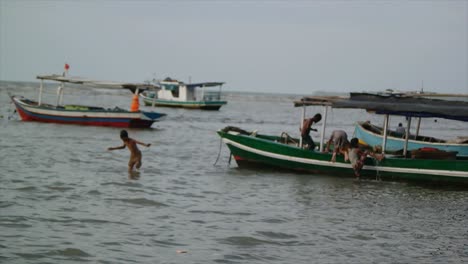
140, 77, 227, 110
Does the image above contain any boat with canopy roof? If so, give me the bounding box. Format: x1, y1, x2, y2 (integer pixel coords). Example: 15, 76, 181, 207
140, 77, 227, 110
217, 92, 468, 185
11, 73, 166, 128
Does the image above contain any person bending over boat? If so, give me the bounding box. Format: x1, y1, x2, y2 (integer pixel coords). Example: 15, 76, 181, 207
348, 138, 384, 177
301, 113, 322, 150
108, 130, 151, 173
324, 130, 350, 162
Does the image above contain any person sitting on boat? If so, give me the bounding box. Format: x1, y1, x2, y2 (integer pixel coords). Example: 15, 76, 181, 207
396, 123, 405, 135
324, 130, 350, 162
301, 113, 322, 150
348, 138, 385, 178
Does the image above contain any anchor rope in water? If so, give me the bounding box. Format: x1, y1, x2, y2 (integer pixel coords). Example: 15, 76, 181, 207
372, 157, 382, 181
213, 136, 224, 166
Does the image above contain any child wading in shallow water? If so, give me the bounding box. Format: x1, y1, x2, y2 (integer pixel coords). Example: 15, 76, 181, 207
108, 130, 151, 173
348, 138, 384, 178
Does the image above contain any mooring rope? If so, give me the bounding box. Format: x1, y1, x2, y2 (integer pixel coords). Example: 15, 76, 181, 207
213, 136, 224, 166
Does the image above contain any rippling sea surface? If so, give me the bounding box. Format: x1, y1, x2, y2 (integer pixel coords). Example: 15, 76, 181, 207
1, 82, 467, 264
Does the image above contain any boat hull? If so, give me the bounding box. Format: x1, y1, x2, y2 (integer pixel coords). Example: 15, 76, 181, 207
12, 96, 165, 128
354, 122, 468, 156
142, 96, 226, 110
218, 129, 468, 185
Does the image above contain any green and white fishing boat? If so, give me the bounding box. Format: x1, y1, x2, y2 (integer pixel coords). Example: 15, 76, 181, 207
217, 93, 468, 185
140, 77, 227, 110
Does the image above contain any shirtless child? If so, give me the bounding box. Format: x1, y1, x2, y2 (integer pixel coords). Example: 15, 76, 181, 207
108, 130, 151, 173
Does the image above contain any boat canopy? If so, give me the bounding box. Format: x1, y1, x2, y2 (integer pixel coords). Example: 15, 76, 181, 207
37, 74, 158, 93
186, 82, 224, 89
294, 93, 468, 122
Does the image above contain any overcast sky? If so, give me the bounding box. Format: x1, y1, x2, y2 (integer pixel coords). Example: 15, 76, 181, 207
0, 0, 467, 94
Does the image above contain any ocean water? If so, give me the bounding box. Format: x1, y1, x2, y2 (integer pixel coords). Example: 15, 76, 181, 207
0, 82, 467, 264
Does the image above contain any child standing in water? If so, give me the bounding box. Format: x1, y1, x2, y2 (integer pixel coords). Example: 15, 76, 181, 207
108, 130, 151, 173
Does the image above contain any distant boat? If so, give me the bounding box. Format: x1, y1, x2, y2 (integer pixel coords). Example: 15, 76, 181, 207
11, 74, 166, 128
140, 77, 227, 110
354, 121, 468, 156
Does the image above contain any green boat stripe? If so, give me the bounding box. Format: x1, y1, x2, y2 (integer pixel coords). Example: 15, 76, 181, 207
223, 138, 468, 178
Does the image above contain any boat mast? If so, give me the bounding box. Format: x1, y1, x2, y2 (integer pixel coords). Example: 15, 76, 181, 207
319, 106, 328, 152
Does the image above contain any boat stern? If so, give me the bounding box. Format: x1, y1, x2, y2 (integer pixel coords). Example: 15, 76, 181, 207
141, 111, 167, 121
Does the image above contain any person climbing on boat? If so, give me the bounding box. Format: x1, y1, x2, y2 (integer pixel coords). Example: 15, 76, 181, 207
108, 130, 151, 173
348, 138, 384, 178
301, 113, 322, 150
324, 130, 350, 162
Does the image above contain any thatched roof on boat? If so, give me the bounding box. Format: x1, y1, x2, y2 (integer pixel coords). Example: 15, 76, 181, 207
295, 93, 468, 122
37, 74, 159, 93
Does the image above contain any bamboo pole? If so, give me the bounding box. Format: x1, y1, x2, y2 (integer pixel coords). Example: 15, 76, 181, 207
319, 106, 328, 152
299, 104, 306, 148
38, 80, 44, 106
403, 117, 412, 156
382, 114, 389, 153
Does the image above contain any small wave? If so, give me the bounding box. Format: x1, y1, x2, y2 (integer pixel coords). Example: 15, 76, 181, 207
108, 198, 167, 207
87, 190, 102, 195
213, 252, 278, 263
189, 210, 252, 216
189, 210, 227, 215
100, 241, 122, 246
0, 223, 32, 228
0, 201, 15, 208
0, 216, 31, 228
182, 193, 206, 199
347, 234, 376, 241
256, 231, 298, 240
101, 182, 143, 187
219, 236, 277, 246
78, 218, 129, 225
259, 217, 290, 224
190, 220, 206, 224
150, 239, 187, 248
46, 186, 75, 192
46, 247, 92, 257
14, 186, 37, 191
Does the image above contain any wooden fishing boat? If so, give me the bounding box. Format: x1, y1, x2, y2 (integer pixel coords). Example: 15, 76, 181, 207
140, 78, 227, 110
354, 121, 468, 156
11, 74, 166, 128
217, 93, 468, 185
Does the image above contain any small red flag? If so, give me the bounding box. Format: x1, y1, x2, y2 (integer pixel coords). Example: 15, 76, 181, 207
65, 63, 70, 70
